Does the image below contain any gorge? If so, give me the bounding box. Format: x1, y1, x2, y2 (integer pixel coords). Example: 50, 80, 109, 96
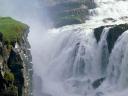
1, 0, 128, 96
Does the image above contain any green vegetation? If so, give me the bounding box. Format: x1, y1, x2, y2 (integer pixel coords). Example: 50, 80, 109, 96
0, 17, 28, 42
4, 71, 14, 81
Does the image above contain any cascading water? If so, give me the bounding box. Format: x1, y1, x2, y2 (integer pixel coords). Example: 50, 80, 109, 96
107, 31, 128, 89
97, 27, 109, 76
41, 28, 128, 96
1, 0, 128, 96
90, 0, 128, 21
38, 25, 111, 96
35, 0, 128, 96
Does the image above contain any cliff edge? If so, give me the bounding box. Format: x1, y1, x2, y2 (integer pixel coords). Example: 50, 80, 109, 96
0, 17, 32, 96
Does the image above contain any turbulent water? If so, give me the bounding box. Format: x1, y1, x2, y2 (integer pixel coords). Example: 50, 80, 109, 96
39, 24, 128, 96
35, 0, 128, 96
1, 0, 128, 96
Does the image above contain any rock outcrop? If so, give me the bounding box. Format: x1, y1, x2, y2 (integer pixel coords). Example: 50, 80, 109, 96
0, 17, 32, 96
94, 24, 128, 53
46, 0, 96, 27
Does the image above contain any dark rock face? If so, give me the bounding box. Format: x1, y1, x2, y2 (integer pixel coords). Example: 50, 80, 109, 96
0, 29, 32, 96
94, 24, 128, 53
0, 32, 3, 55
107, 24, 128, 53
94, 26, 105, 42
0, 72, 6, 92
92, 77, 105, 89
0, 32, 3, 42
0, 41, 19, 95
7, 49, 24, 96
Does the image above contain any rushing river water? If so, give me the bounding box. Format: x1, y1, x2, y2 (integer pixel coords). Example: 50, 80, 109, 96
1, 0, 128, 96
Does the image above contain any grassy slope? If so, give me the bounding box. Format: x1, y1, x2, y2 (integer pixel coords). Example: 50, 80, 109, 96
0, 17, 28, 42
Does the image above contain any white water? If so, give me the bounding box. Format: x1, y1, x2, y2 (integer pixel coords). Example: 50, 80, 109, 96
38, 24, 128, 96
1, 0, 128, 96
36, 0, 128, 96
90, 0, 128, 22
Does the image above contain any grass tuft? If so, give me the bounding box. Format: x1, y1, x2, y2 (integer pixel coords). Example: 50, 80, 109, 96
0, 17, 29, 43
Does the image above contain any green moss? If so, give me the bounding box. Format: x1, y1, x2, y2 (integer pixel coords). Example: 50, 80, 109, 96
4, 71, 15, 81
0, 17, 28, 43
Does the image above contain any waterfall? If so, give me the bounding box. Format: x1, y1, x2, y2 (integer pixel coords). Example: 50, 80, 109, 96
98, 27, 109, 76
0, 0, 128, 96
37, 0, 128, 95
90, 0, 128, 21
107, 31, 128, 89
38, 24, 125, 96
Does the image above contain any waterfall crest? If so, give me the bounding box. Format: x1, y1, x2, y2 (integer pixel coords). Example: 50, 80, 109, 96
37, 0, 128, 96
38, 23, 128, 96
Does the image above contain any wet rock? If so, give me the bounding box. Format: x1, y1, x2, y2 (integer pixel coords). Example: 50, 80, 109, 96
92, 77, 105, 89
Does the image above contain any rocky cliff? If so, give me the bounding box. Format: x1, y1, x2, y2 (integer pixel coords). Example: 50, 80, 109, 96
46, 0, 96, 27
0, 17, 32, 96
